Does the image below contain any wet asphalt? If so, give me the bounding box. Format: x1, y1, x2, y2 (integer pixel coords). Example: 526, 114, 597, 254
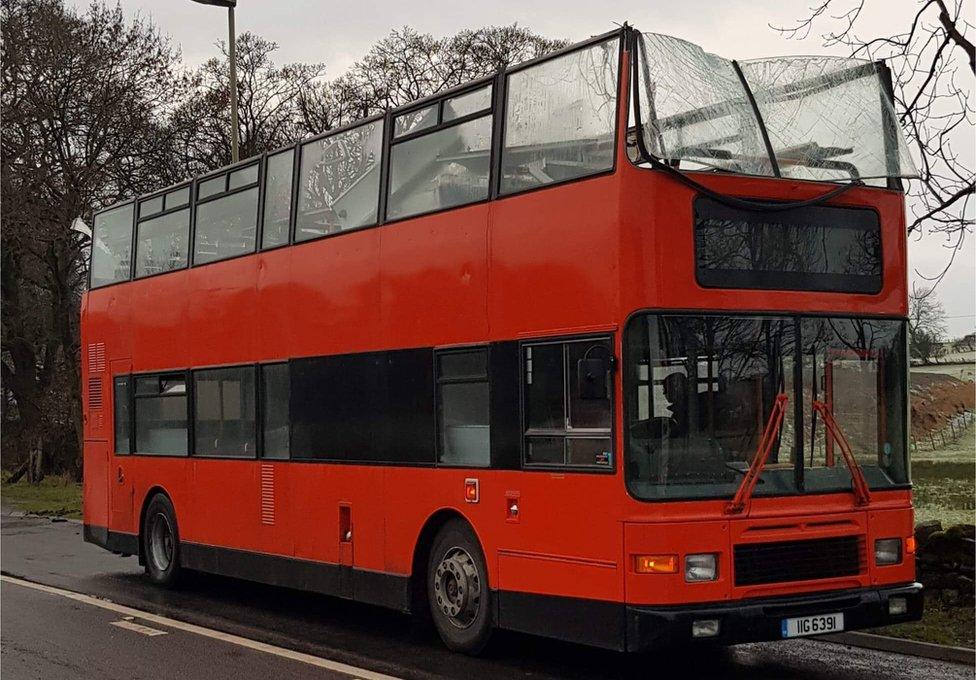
1, 511, 971, 680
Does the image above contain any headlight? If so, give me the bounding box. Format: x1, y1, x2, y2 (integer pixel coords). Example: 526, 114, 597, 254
875, 538, 902, 566
685, 553, 718, 582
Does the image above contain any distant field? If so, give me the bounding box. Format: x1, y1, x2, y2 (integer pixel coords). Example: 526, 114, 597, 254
911, 414, 974, 527
912, 363, 975, 382
908, 362, 974, 527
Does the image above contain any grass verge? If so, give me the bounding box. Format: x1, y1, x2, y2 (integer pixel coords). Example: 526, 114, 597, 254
1, 473, 83, 519
870, 597, 975, 649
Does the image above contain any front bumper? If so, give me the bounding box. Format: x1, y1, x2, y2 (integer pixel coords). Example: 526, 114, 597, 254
626, 582, 923, 651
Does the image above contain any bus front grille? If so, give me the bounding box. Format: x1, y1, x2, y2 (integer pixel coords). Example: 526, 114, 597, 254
733, 535, 862, 587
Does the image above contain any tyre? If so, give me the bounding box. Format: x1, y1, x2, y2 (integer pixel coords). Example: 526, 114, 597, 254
142, 493, 182, 587
427, 519, 493, 654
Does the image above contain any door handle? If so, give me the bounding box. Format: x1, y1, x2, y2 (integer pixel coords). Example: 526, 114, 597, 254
116, 466, 124, 484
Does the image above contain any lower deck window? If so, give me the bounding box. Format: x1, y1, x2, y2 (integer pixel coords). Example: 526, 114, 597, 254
522, 338, 613, 469
114, 376, 130, 454
436, 348, 490, 467
134, 374, 188, 455
260, 363, 290, 459
193, 366, 257, 457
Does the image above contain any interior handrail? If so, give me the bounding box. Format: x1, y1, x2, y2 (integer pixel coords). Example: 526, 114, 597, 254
725, 393, 789, 515
811, 400, 872, 507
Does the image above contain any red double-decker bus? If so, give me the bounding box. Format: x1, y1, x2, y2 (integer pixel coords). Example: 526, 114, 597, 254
82, 27, 923, 654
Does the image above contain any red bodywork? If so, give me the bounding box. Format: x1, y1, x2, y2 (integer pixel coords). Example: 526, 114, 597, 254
81, 45, 915, 613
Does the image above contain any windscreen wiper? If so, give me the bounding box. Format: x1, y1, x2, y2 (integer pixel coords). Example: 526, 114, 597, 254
811, 401, 872, 506
725, 393, 789, 515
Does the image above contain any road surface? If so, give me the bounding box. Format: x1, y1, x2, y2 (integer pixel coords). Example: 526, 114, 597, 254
1, 511, 971, 680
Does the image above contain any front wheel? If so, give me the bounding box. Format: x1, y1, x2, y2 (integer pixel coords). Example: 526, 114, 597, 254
427, 520, 493, 654
142, 493, 182, 587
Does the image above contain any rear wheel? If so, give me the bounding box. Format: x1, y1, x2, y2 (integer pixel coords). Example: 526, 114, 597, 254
427, 520, 492, 654
142, 493, 182, 587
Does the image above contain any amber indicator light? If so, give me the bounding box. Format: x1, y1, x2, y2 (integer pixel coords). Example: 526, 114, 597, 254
634, 554, 678, 574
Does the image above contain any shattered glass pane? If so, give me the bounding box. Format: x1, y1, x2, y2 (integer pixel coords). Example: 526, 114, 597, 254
636, 32, 917, 182
296, 119, 384, 239
500, 37, 619, 194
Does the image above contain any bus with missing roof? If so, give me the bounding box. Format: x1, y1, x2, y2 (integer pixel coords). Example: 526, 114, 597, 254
82, 26, 923, 654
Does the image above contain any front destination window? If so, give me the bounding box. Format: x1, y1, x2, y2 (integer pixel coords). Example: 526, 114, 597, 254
624, 313, 907, 500
695, 197, 883, 294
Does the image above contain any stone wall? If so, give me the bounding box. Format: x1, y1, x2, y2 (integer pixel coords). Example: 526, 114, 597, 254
914, 521, 975, 605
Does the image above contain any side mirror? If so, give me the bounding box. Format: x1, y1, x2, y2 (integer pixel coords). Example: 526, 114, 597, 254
576, 357, 608, 400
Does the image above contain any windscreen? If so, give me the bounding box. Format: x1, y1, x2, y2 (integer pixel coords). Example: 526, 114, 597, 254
624, 313, 908, 500
635, 32, 917, 183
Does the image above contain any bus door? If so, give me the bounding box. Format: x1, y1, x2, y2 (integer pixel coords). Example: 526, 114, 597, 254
110, 358, 135, 533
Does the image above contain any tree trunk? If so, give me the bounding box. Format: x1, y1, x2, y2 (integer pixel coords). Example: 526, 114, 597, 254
26, 437, 44, 485
7, 458, 29, 484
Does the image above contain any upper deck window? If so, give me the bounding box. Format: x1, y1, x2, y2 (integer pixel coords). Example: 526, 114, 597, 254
387, 83, 494, 221
394, 104, 438, 139
694, 197, 882, 293
443, 86, 491, 121
134, 188, 191, 278
90, 203, 134, 288
262, 149, 294, 249
296, 119, 384, 241
193, 163, 260, 265
500, 38, 619, 195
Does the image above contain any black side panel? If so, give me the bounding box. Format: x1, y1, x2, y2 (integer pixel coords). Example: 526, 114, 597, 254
180, 541, 411, 611
379, 349, 436, 464
489, 341, 521, 469
354, 567, 412, 610
83, 523, 109, 549
290, 348, 435, 464
290, 352, 382, 461
497, 590, 627, 651
84, 524, 139, 556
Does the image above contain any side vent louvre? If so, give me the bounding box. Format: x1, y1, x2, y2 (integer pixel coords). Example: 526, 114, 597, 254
260, 464, 275, 526
87, 342, 106, 373
88, 376, 103, 409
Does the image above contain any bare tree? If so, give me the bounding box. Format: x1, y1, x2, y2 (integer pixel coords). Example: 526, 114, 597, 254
172, 32, 325, 173
175, 25, 564, 162
0, 3, 563, 481
908, 285, 949, 363
299, 25, 566, 134
1, 0, 190, 479
774, 1, 974, 283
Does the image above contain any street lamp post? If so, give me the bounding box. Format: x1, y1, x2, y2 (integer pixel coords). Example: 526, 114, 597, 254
190, 0, 240, 162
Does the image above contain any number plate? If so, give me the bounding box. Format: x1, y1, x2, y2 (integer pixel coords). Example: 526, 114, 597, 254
781, 612, 844, 638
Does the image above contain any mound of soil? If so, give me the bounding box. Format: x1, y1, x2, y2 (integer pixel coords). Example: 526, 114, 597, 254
911, 373, 975, 437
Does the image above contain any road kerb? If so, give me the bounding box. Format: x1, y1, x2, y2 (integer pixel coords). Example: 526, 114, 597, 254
821, 631, 975, 666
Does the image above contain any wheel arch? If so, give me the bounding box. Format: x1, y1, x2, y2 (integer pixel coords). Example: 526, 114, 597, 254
409, 508, 488, 615
137, 485, 175, 566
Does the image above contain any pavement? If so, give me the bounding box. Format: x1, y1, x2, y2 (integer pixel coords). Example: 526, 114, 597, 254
1, 511, 973, 680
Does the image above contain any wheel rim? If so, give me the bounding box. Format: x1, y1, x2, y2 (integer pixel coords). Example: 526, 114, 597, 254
149, 512, 174, 572
433, 547, 482, 629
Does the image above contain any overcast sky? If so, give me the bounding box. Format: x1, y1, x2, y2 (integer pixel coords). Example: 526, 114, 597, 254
71, 0, 975, 336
